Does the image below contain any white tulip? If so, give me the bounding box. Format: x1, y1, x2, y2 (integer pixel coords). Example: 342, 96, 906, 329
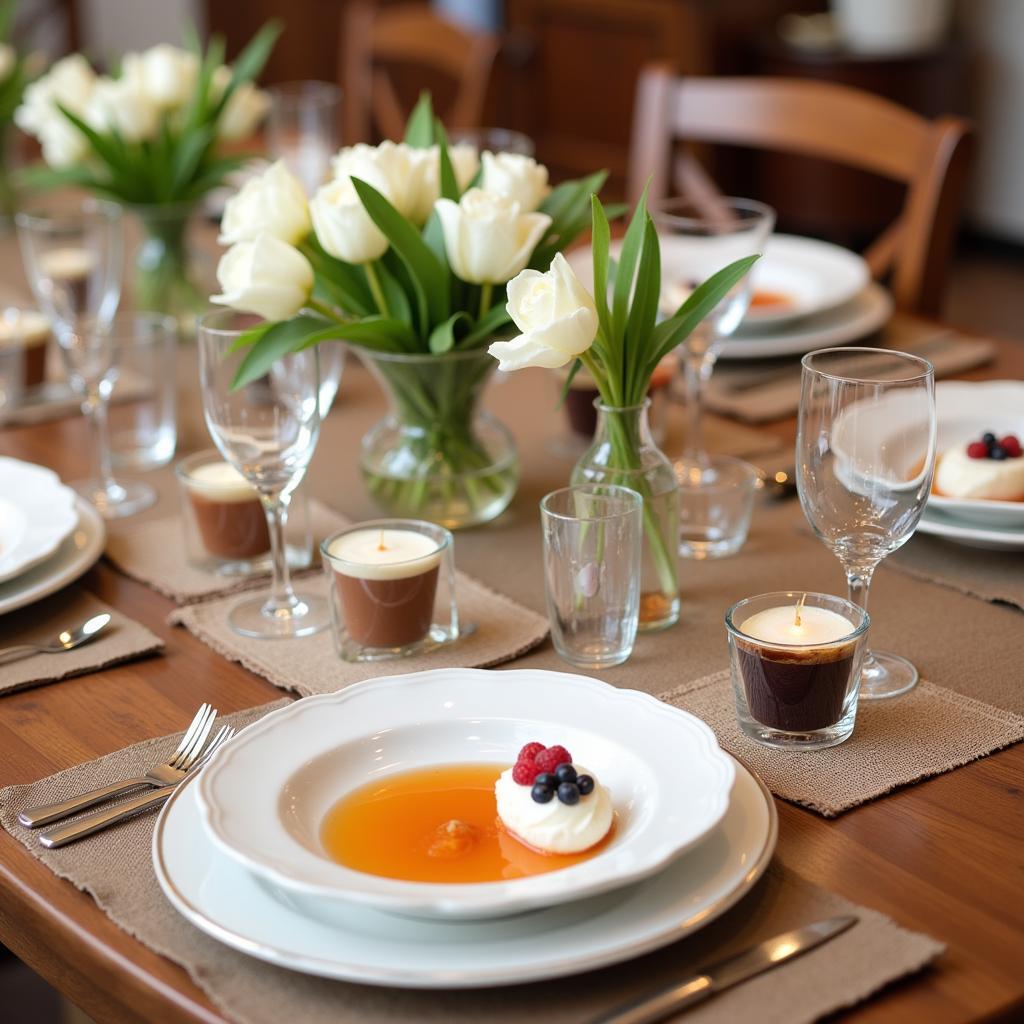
212, 234, 314, 321
213, 66, 270, 140
220, 161, 311, 247
37, 117, 90, 168
310, 177, 389, 264
85, 75, 160, 142
15, 54, 96, 161
449, 142, 480, 191
331, 140, 420, 219
435, 188, 551, 284
481, 151, 550, 211
403, 142, 482, 223
0, 43, 15, 84
488, 253, 598, 371
122, 44, 199, 110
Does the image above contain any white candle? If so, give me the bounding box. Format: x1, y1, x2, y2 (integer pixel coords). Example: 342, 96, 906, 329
38, 247, 95, 280
740, 604, 854, 647
185, 461, 258, 504
327, 528, 441, 581
0, 310, 50, 346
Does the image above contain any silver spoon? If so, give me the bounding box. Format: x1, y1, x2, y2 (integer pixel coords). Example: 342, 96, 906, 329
0, 613, 112, 666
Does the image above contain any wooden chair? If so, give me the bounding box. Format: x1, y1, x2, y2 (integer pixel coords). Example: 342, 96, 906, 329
342, 2, 500, 144
627, 66, 973, 316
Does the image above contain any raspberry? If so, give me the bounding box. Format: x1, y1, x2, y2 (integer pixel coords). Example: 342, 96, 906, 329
966, 441, 989, 460
545, 744, 572, 766
512, 760, 538, 785
1000, 435, 1021, 458
517, 741, 545, 762
534, 745, 572, 774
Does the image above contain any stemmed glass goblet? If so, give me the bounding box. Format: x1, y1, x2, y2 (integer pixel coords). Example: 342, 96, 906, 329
16, 198, 156, 517
198, 310, 330, 639
797, 347, 937, 699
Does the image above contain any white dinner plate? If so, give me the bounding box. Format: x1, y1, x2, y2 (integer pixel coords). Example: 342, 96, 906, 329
155, 754, 776, 988
928, 381, 1024, 530
0, 458, 78, 584
916, 507, 1024, 552
0, 496, 105, 616
197, 668, 736, 920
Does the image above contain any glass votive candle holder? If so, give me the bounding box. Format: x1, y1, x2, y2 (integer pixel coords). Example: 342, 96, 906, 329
725, 592, 870, 750
678, 455, 760, 560
0, 308, 52, 391
176, 449, 312, 576
321, 519, 459, 662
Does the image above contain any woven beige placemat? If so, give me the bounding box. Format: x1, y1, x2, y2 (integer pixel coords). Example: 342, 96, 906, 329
660, 670, 1024, 817
0, 588, 163, 695
105, 500, 348, 605
0, 701, 943, 1024
170, 572, 549, 697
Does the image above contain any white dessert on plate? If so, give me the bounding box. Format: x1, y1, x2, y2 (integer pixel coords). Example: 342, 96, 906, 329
934, 433, 1024, 502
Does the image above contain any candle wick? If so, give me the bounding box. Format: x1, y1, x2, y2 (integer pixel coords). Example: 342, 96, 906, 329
795, 592, 807, 628
377, 529, 387, 552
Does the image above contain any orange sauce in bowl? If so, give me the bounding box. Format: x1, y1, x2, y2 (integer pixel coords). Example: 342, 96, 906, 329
319, 763, 612, 883
749, 289, 793, 309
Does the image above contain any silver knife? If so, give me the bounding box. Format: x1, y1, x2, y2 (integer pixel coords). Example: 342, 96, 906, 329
593, 915, 857, 1024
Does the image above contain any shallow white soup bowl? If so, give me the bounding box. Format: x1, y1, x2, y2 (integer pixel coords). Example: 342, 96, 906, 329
196, 668, 735, 921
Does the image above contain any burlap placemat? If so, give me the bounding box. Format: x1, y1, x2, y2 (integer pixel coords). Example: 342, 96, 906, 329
707, 317, 995, 424
0, 587, 163, 695
0, 702, 943, 1024
660, 670, 1024, 817
105, 500, 349, 605
170, 572, 549, 696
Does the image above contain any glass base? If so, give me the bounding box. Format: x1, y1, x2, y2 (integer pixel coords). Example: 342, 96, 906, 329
738, 714, 856, 750
228, 592, 330, 639
72, 478, 156, 519
859, 650, 919, 700
336, 623, 461, 663
638, 592, 680, 633
678, 532, 745, 560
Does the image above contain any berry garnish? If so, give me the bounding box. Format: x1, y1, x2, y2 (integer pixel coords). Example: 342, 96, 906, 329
1001, 434, 1022, 458
555, 763, 578, 784
967, 441, 989, 460
512, 761, 537, 785
982, 432, 997, 446
517, 741, 545, 762
967, 432, 1022, 461
557, 782, 580, 805
535, 772, 557, 788
577, 774, 595, 795
535, 746, 572, 774
531, 782, 554, 804
991, 445, 1008, 461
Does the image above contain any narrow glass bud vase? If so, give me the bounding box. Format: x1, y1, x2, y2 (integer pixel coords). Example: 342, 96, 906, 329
571, 399, 680, 631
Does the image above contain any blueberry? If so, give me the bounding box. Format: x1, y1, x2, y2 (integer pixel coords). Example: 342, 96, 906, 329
577, 774, 595, 796
555, 763, 578, 784
991, 445, 1008, 461
557, 782, 580, 805
983, 432, 997, 446
535, 772, 557, 788
531, 782, 554, 803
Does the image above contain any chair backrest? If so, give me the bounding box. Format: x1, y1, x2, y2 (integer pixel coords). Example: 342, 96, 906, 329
628, 66, 973, 316
342, 2, 499, 144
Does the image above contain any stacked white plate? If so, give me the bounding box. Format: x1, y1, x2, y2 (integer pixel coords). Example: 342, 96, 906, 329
917, 381, 1024, 551
0, 457, 106, 615
154, 668, 778, 988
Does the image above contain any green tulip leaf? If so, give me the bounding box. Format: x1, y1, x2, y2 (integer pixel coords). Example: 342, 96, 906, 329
428, 312, 472, 354
404, 92, 435, 148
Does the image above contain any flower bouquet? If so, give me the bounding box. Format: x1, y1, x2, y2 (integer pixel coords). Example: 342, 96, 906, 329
15, 23, 279, 325
488, 189, 758, 630
220, 94, 617, 528
0, 1, 38, 220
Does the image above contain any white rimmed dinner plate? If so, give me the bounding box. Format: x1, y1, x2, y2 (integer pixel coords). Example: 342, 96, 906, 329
0, 458, 78, 584
915, 508, 1024, 552
0, 496, 105, 616
155, 755, 775, 988
196, 668, 736, 920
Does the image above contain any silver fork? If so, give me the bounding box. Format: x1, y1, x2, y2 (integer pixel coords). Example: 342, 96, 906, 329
19, 703, 218, 828
39, 725, 236, 848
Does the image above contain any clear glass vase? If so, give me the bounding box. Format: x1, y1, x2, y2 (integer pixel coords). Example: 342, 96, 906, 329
359, 348, 519, 529
126, 202, 209, 333
571, 399, 681, 631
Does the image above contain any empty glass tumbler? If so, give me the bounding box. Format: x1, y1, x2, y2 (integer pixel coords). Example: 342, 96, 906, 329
540, 485, 643, 669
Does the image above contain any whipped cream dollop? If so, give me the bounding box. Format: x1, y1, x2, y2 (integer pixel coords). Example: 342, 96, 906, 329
495, 763, 612, 855
935, 446, 1024, 501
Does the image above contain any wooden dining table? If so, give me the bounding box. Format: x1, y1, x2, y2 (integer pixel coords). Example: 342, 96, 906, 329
0, 318, 1022, 1024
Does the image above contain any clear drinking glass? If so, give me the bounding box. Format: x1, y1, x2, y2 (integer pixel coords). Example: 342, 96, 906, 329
797, 347, 937, 699
317, 339, 346, 418
540, 484, 643, 669
0, 343, 23, 417
197, 310, 329, 639
266, 81, 341, 195
678, 454, 760, 559
448, 127, 534, 156
652, 197, 774, 492
16, 199, 160, 517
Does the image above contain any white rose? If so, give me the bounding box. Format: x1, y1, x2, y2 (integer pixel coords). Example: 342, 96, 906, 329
213, 66, 270, 140
85, 76, 160, 142
122, 44, 199, 110
0, 43, 15, 84
488, 253, 598, 371
481, 152, 550, 211
220, 161, 311, 247
310, 177, 389, 264
212, 234, 314, 321
435, 188, 551, 284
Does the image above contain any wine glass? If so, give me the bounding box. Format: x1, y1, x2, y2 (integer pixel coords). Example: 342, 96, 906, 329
266, 81, 341, 195
16, 198, 157, 517
797, 347, 937, 699
197, 310, 329, 639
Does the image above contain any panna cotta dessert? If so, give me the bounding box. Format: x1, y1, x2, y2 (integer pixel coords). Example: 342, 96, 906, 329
495, 741, 613, 855
934, 431, 1024, 501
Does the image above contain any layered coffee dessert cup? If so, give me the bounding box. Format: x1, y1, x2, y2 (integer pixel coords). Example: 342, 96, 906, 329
0, 309, 52, 390
321, 519, 459, 663
37, 247, 95, 314
176, 449, 313, 576
725, 591, 869, 750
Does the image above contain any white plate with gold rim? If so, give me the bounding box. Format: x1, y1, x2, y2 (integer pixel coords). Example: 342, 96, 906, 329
196, 668, 736, 921
155, 754, 775, 988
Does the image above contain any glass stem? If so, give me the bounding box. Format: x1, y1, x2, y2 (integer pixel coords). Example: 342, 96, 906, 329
84, 387, 119, 496
260, 492, 300, 616
846, 568, 878, 666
